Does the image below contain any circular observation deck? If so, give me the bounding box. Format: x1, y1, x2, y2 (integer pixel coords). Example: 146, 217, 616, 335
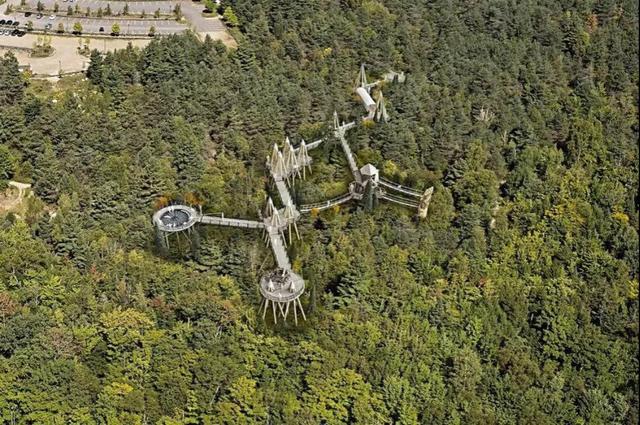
260, 268, 305, 302
153, 205, 200, 232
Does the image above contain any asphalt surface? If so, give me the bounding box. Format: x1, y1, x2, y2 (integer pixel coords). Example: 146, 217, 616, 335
180, 1, 223, 33
1, 0, 225, 34
0, 12, 188, 34
18, 0, 180, 15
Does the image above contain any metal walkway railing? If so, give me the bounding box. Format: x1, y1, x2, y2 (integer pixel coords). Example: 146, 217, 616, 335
267, 230, 291, 270
379, 177, 423, 198
378, 192, 419, 208
299, 193, 354, 213
200, 215, 265, 229
336, 133, 360, 182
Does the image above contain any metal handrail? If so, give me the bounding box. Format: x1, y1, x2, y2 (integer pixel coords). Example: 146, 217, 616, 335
378, 192, 419, 208
200, 215, 265, 229
379, 177, 423, 197
299, 192, 353, 212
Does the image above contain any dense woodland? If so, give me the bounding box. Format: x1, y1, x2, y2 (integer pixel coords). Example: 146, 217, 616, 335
0, 0, 638, 423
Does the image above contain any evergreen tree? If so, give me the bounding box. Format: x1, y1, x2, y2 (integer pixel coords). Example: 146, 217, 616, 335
0, 52, 24, 107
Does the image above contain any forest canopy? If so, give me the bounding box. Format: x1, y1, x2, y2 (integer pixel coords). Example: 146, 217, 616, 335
0, 0, 638, 423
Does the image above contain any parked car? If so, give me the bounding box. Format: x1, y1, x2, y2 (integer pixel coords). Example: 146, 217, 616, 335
24, 12, 31, 17
0, 20, 6, 25
36, 13, 43, 19
49, 14, 56, 20
99, 26, 104, 32
13, 21, 19, 26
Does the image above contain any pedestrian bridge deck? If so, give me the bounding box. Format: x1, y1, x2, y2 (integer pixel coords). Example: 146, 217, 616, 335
200, 215, 265, 229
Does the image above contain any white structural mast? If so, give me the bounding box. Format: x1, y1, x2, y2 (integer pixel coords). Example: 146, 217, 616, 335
153, 64, 433, 325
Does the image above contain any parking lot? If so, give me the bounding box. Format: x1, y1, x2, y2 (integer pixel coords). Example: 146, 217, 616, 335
18, 0, 180, 15
0, 12, 189, 35
0, 19, 25, 37
0, 0, 233, 76
0, 0, 228, 35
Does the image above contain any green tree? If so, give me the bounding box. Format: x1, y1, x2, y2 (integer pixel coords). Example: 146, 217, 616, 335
0, 52, 24, 106
203, 0, 215, 13
222, 6, 239, 27
214, 377, 268, 423
302, 369, 389, 423
169, 117, 204, 189
86, 49, 103, 84
0, 145, 14, 184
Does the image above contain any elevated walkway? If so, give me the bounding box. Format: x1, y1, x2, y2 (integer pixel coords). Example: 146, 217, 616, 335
267, 229, 291, 270
274, 180, 294, 207
378, 191, 420, 208
200, 215, 265, 229
379, 177, 423, 198
297, 138, 324, 151
335, 122, 360, 183
299, 192, 353, 213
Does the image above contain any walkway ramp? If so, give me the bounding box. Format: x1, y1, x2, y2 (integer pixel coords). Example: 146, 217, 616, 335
299, 192, 353, 213
378, 192, 420, 208
200, 215, 265, 229
335, 127, 361, 183
338, 122, 357, 132
274, 180, 294, 207
297, 138, 324, 151
268, 230, 291, 270
379, 177, 423, 198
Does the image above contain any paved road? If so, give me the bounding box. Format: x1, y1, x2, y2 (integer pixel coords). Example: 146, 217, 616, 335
180, 1, 224, 33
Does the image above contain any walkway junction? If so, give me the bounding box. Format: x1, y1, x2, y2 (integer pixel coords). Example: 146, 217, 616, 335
153, 65, 434, 325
